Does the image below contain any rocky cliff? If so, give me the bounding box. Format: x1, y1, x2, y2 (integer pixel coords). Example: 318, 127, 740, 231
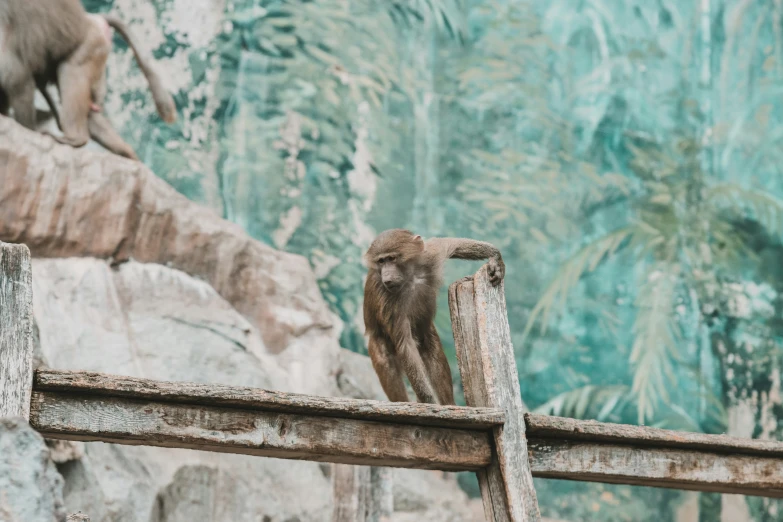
0, 116, 481, 522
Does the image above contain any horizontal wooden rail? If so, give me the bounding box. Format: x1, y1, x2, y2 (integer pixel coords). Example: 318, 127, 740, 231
34, 370, 506, 429
27, 370, 783, 497
525, 413, 783, 497
30, 370, 500, 471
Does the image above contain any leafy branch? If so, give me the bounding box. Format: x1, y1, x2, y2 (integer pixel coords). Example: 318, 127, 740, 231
521, 226, 638, 340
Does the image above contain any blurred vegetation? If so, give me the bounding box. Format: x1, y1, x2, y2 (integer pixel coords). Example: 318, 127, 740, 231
88, 0, 783, 519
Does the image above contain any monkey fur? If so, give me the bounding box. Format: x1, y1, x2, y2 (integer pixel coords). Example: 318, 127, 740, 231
363, 229, 505, 405
0, 0, 176, 160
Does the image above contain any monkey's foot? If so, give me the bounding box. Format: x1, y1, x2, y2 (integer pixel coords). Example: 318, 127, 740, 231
42, 131, 88, 148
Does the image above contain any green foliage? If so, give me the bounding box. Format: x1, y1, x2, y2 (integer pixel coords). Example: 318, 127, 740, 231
534, 384, 631, 422
523, 227, 636, 338
533, 478, 683, 522
524, 132, 783, 423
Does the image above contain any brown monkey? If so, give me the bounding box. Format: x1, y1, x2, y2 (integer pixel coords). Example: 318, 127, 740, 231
0, 0, 176, 160
363, 229, 505, 405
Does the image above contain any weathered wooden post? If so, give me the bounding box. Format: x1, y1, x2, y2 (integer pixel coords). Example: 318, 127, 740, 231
448, 266, 541, 522
332, 464, 369, 521
331, 465, 392, 522
0, 241, 34, 419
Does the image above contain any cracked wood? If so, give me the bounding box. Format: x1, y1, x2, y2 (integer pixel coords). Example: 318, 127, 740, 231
527, 439, 783, 497
0, 242, 33, 419
34, 369, 505, 430
29, 390, 493, 471
449, 267, 541, 522
525, 413, 783, 497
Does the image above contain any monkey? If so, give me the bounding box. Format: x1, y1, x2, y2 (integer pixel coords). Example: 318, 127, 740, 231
363, 229, 505, 405
0, 0, 176, 160
40, 13, 176, 160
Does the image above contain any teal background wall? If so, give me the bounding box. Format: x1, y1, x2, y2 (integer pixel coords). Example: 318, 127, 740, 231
83, 0, 783, 519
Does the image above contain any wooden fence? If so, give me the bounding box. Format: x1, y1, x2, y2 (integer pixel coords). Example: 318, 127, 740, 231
2, 240, 783, 522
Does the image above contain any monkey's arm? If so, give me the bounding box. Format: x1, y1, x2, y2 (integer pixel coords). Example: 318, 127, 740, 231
426, 238, 505, 286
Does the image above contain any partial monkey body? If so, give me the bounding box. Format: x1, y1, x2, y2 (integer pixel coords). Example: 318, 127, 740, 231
0, 0, 176, 160
363, 229, 505, 405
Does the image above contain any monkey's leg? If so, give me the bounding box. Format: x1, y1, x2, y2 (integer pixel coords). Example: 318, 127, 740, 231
88, 112, 139, 160
50, 61, 93, 147
395, 326, 438, 404
420, 326, 456, 406
368, 335, 409, 402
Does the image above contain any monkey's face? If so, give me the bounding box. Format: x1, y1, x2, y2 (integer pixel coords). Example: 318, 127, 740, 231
377, 255, 407, 290
365, 229, 424, 292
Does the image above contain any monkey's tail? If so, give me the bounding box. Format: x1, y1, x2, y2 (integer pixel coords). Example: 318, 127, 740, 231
103, 14, 177, 124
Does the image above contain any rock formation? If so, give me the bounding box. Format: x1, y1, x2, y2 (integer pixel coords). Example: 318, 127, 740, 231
0, 417, 66, 522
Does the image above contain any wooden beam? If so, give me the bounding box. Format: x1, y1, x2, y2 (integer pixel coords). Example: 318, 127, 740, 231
525, 413, 783, 457
34, 370, 505, 430
525, 414, 783, 497
29, 390, 493, 471
331, 465, 392, 522
449, 267, 541, 522
332, 465, 372, 522
0, 241, 33, 419
528, 439, 783, 497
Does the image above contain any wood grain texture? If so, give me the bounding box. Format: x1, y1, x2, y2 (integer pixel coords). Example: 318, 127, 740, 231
0, 242, 33, 419
525, 413, 783, 457
34, 369, 504, 430
29, 391, 492, 471
450, 277, 499, 522
449, 267, 541, 522
528, 439, 783, 497
332, 464, 372, 522
331, 465, 392, 522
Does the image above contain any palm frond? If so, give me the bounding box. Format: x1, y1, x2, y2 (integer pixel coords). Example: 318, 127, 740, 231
522, 227, 637, 341
388, 0, 466, 40
630, 261, 681, 424
707, 183, 783, 237
648, 403, 702, 432
534, 384, 710, 431
533, 385, 630, 421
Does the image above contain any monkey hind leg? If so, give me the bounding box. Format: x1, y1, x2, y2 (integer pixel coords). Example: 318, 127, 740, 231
394, 331, 439, 404
53, 58, 99, 148
421, 327, 456, 405
368, 335, 409, 402
88, 112, 138, 160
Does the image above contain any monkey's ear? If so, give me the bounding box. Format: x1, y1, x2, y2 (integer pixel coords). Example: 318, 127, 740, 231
413, 235, 422, 242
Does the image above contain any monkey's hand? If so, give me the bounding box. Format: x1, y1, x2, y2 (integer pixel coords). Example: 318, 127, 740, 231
487, 256, 505, 286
